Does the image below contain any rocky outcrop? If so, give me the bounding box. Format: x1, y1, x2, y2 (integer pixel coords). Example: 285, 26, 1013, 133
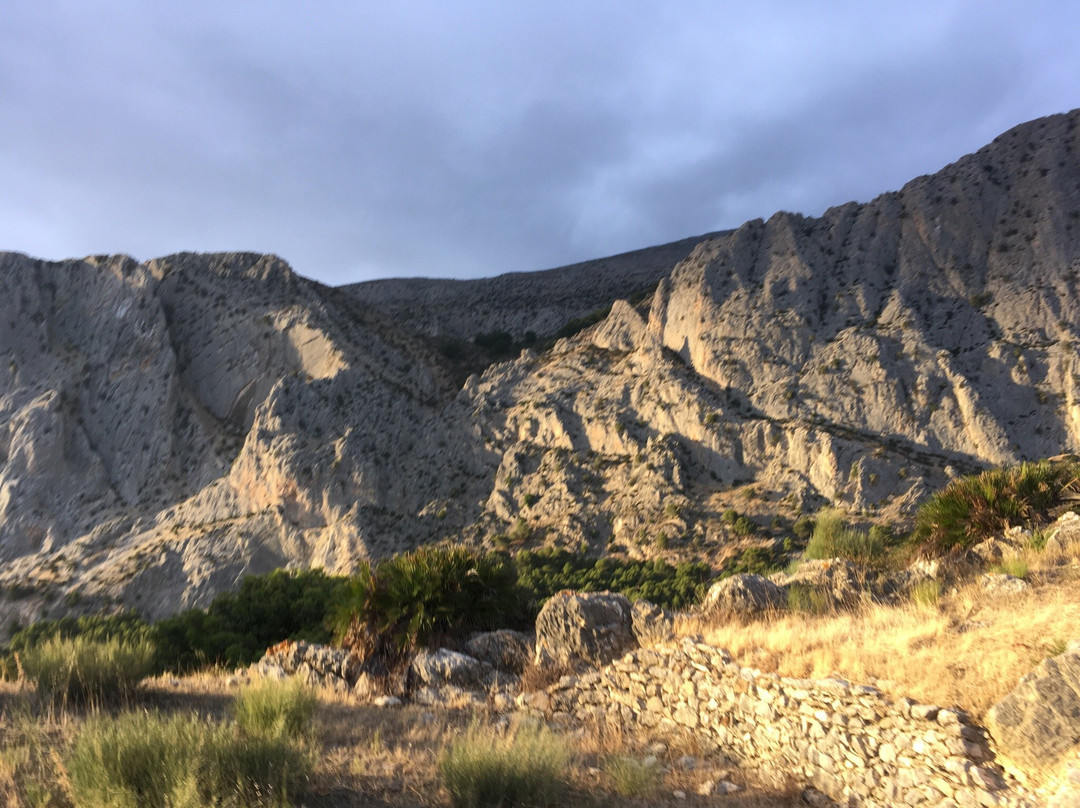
700, 574, 786, 615
464, 629, 533, 674
524, 636, 1031, 808
533, 590, 635, 670
986, 639, 1080, 772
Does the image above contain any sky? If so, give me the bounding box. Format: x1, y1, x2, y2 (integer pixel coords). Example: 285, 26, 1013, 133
1, 2, 1078, 286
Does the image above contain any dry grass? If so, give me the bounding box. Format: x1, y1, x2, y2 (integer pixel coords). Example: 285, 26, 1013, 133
689, 560, 1080, 719
0, 659, 807, 808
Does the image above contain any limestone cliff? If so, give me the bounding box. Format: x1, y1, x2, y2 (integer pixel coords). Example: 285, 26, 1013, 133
1, 108, 1079, 623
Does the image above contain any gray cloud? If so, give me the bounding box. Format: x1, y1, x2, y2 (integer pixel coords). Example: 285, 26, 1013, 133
1, 1, 1078, 284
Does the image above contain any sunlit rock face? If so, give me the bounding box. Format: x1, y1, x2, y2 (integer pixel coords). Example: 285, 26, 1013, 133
1, 108, 1079, 623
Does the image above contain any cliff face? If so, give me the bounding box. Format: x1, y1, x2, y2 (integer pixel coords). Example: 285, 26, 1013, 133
1, 109, 1079, 622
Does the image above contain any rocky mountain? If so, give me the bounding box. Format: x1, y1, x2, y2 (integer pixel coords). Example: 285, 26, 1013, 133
1, 109, 1079, 626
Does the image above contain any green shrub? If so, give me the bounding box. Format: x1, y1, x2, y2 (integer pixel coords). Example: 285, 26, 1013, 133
335, 546, 532, 663
66, 710, 312, 808
604, 755, 662, 797
732, 515, 757, 536
7, 611, 153, 656
20, 636, 155, 706
792, 516, 815, 541
514, 549, 710, 610
786, 584, 831, 615
724, 546, 783, 577
153, 568, 347, 672
909, 579, 942, 609
991, 555, 1029, 580
911, 460, 1079, 558
234, 678, 317, 740
805, 509, 890, 566
440, 721, 569, 808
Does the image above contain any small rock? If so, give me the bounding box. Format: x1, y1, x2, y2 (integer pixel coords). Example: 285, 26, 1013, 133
673, 790, 686, 800
373, 695, 401, 707
979, 573, 1030, 594
676, 755, 697, 770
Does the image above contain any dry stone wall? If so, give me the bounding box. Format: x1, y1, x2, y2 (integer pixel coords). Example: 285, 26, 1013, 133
531, 637, 1031, 808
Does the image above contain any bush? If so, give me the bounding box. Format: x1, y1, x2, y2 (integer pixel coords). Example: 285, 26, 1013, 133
234, 678, 317, 740
7, 611, 153, 656
604, 755, 662, 797
723, 546, 783, 577
440, 721, 569, 808
66, 710, 312, 808
154, 569, 347, 672
792, 515, 815, 541
786, 584, 832, 615
20, 636, 155, 706
514, 549, 710, 610
911, 460, 1079, 558
335, 546, 532, 663
805, 509, 890, 566
909, 578, 942, 609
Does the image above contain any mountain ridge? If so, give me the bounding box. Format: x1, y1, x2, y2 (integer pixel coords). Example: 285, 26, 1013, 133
1, 107, 1078, 626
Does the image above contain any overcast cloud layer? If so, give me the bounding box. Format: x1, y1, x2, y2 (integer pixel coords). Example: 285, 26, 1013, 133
2, 2, 1077, 285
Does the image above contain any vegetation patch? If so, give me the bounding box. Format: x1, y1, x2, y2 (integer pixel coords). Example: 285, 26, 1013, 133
439, 720, 570, 808
805, 509, 896, 567
20, 636, 155, 706
333, 546, 532, 664
66, 702, 313, 808
514, 549, 710, 610
154, 568, 347, 672
911, 459, 1080, 558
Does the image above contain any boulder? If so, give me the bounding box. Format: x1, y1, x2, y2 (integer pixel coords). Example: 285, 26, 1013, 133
632, 599, 676, 646
979, 573, 1030, 594
771, 560, 862, 606
1046, 511, 1080, 555
985, 639, 1080, 771
410, 648, 492, 689
534, 590, 635, 670
701, 574, 786, 616
465, 629, 533, 674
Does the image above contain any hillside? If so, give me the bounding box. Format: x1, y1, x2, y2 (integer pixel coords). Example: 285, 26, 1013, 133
1, 108, 1079, 626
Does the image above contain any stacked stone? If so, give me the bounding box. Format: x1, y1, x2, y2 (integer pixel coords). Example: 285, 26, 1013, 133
253, 640, 359, 692
536, 638, 1032, 808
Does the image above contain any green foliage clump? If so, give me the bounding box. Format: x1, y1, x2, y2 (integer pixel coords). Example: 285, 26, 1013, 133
792, 515, 815, 541
440, 721, 569, 808
2, 610, 156, 680
234, 678, 318, 741
154, 569, 347, 672
604, 755, 662, 797
334, 546, 532, 661
805, 509, 893, 566
514, 549, 710, 610
909, 579, 942, 609
66, 707, 312, 808
7, 610, 153, 656
911, 460, 1079, 558
786, 584, 832, 615
723, 545, 784, 577
721, 508, 756, 536
20, 636, 156, 706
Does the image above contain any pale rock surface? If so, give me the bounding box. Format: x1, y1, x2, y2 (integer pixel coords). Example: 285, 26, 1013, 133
533, 590, 635, 670
986, 639, 1080, 771
701, 574, 786, 615
464, 629, 533, 674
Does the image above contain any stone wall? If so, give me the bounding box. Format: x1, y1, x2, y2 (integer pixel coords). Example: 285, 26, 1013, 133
527, 637, 1031, 808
